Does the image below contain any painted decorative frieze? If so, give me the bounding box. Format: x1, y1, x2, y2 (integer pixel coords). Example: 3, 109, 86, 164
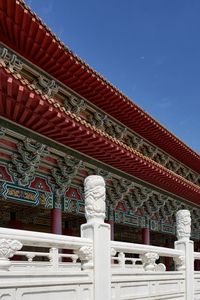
90, 111, 106, 129
64, 95, 86, 114
50, 155, 83, 208
90, 112, 127, 140
0, 46, 23, 72
33, 75, 59, 98
1, 126, 200, 236
0, 127, 6, 137
107, 178, 132, 208
0, 180, 53, 208
8, 138, 48, 186
126, 135, 143, 150
94, 168, 111, 179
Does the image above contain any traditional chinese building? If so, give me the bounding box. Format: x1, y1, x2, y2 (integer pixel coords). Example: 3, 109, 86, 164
0, 0, 200, 253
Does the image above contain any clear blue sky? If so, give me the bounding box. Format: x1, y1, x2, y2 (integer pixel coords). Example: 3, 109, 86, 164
27, 0, 200, 153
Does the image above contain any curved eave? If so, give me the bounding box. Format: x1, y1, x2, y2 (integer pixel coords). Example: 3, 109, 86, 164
0, 66, 200, 205
0, 0, 199, 174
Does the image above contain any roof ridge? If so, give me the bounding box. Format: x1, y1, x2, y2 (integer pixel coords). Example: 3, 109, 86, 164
17, 0, 199, 160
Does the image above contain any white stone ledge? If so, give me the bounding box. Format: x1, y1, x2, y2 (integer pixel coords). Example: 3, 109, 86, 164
0, 227, 92, 249
111, 271, 185, 282
194, 252, 200, 260
111, 240, 183, 258
0, 271, 92, 288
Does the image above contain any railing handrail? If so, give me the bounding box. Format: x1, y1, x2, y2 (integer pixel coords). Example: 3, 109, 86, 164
194, 252, 200, 260
0, 227, 92, 249
111, 240, 183, 258
0, 175, 197, 300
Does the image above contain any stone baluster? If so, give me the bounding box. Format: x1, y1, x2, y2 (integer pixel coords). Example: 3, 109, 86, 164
71, 254, 78, 264
140, 252, 159, 271
75, 246, 93, 269
49, 247, 59, 270
118, 252, 125, 268
26, 253, 35, 262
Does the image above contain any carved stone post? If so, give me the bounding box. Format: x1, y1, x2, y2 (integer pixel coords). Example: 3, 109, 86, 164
81, 175, 111, 300
174, 209, 194, 300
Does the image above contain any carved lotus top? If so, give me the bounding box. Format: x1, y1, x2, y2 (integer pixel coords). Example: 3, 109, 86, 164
176, 209, 191, 241
84, 175, 106, 223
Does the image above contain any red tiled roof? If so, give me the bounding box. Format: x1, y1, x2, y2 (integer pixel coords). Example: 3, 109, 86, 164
1, 65, 200, 205
0, 0, 199, 174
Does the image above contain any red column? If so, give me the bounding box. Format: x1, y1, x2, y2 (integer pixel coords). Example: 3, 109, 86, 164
107, 206, 114, 240
63, 221, 73, 236
195, 241, 200, 271
164, 239, 171, 271
8, 212, 22, 229
107, 220, 114, 240
165, 256, 170, 271
198, 242, 200, 271
62, 221, 73, 262
142, 228, 150, 245
8, 212, 22, 261
51, 208, 62, 235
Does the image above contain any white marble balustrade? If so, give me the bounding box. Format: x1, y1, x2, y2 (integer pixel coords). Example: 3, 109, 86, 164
0, 175, 199, 300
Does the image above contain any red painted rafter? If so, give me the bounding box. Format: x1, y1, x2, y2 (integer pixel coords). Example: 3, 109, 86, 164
0, 67, 200, 205
0, 0, 199, 174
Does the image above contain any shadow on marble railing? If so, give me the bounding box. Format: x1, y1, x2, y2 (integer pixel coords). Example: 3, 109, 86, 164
0, 228, 92, 271
0, 175, 199, 300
